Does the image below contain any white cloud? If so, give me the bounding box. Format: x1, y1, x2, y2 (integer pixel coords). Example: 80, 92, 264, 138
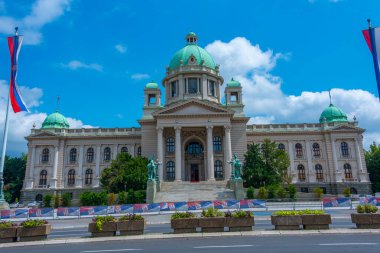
131, 73, 150, 80
115, 44, 127, 54
206, 37, 380, 148
0, 0, 71, 45
0, 80, 92, 154
61, 60, 103, 72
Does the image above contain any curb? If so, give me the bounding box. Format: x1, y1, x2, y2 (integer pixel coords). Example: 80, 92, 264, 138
1, 228, 380, 248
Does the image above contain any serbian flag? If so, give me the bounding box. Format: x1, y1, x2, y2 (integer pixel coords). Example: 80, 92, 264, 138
7, 33, 28, 113
363, 22, 380, 99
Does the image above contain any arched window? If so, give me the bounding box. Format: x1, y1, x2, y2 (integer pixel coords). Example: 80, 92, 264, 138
297, 164, 306, 181
166, 161, 175, 181
137, 146, 142, 156
341, 142, 349, 157
213, 136, 222, 152
166, 137, 175, 153
35, 194, 43, 201
121, 147, 128, 153
68, 169, 75, 186
315, 164, 323, 181
344, 163, 353, 179
104, 147, 111, 162
278, 143, 285, 151
41, 148, 49, 163
39, 170, 47, 186
214, 160, 223, 180
87, 148, 94, 163
85, 168, 93, 185
312, 143, 320, 157
295, 143, 303, 158
186, 142, 203, 154
70, 148, 77, 163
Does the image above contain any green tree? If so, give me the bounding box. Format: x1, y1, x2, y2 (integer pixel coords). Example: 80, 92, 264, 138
43, 194, 52, 207
246, 186, 254, 199
243, 139, 290, 188
256, 187, 268, 199
288, 184, 297, 200
53, 194, 60, 208
61, 193, 72, 207
365, 142, 380, 193
118, 191, 127, 204
100, 153, 148, 193
3, 155, 26, 203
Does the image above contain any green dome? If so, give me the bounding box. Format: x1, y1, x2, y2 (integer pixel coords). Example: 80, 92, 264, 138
41, 111, 70, 129
168, 33, 216, 70
145, 81, 159, 89
319, 104, 348, 123
227, 78, 241, 87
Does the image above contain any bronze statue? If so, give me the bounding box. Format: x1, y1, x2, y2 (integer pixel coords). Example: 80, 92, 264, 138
229, 154, 242, 180
147, 159, 157, 181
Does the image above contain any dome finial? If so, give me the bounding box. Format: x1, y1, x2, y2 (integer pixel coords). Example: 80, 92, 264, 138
56, 96, 60, 112
186, 32, 198, 45
328, 89, 332, 105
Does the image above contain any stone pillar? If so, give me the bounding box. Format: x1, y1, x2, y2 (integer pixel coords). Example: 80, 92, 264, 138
113, 144, 118, 160
354, 138, 367, 182
331, 137, 341, 182
94, 145, 101, 187
175, 127, 182, 181
130, 144, 135, 157
305, 140, 314, 183
207, 126, 215, 181
76, 145, 84, 188
179, 75, 184, 99
50, 146, 59, 188
26, 146, 36, 189
224, 126, 232, 179
157, 127, 164, 181
288, 141, 296, 183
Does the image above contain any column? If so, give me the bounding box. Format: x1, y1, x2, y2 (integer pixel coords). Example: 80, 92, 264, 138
157, 127, 164, 181
175, 127, 182, 181
224, 126, 232, 179
354, 138, 367, 182
26, 146, 36, 189
51, 146, 59, 188
113, 144, 118, 160
207, 126, 215, 181
331, 137, 341, 182
130, 144, 135, 157
288, 141, 296, 183
76, 145, 84, 188
305, 140, 314, 182
94, 145, 101, 187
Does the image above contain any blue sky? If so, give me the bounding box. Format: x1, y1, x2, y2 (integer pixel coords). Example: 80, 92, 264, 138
0, 0, 380, 154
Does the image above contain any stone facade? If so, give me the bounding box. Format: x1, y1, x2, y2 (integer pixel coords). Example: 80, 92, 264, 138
21, 33, 371, 202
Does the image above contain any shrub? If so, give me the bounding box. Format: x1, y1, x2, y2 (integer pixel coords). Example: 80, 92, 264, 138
119, 214, 144, 221
256, 187, 268, 199
343, 187, 351, 197
267, 185, 278, 199
118, 191, 127, 204
126, 189, 135, 204
92, 216, 116, 231
246, 186, 254, 199
61, 193, 72, 207
231, 210, 253, 218
288, 184, 297, 200
21, 220, 48, 228
0, 221, 16, 228
108, 193, 117, 206
277, 186, 287, 199
134, 190, 146, 203
273, 209, 324, 216
80, 192, 108, 206
314, 187, 324, 199
201, 208, 224, 218
301, 209, 325, 215
356, 204, 378, 213
171, 212, 196, 220
53, 194, 60, 208
43, 194, 52, 208
356, 205, 365, 213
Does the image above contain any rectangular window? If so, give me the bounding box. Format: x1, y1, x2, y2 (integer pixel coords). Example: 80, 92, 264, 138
230, 92, 238, 104
188, 78, 198, 94
209, 80, 215, 97
171, 81, 177, 97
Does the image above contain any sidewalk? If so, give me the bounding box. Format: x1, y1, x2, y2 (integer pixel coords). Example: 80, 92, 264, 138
1, 228, 379, 249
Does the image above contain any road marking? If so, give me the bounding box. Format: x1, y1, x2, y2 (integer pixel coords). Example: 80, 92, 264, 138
80, 249, 142, 253
194, 245, 254, 249
319, 243, 378, 246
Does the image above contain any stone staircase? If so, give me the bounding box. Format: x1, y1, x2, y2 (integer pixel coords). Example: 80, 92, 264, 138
154, 181, 236, 203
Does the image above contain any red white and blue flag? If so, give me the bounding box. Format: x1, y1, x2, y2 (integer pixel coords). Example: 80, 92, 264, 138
7, 33, 28, 113
363, 23, 380, 98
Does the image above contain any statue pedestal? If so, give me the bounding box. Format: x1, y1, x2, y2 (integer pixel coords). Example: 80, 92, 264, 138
229, 178, 245, 200
146, 180, 157, 204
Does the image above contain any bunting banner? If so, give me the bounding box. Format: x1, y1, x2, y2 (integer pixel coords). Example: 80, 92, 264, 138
7, 34, 28, 113
363, 24, 380, 98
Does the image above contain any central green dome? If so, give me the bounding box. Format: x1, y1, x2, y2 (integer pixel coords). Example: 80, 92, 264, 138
41, 111, 70, 129
319, 104, 348, 123
168, 32, 216, 70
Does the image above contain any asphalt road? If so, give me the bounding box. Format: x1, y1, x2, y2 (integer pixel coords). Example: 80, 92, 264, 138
3, 234, 380, 253
47, 218, 357, 239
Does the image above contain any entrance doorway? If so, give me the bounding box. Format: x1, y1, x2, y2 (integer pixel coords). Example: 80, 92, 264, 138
190, 164, 199, 182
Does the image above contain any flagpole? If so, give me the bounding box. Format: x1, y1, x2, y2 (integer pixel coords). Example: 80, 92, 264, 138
366, 19, 380, 99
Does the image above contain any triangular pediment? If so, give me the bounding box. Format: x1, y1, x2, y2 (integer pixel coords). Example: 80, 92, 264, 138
153, 99, 232, 117
330, 124, 363, 132
29, 131, 59, 138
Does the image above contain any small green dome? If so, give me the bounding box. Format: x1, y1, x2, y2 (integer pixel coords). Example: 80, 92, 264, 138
145, 81, 159, 89
168, 33, 216, 70
319, 104, 348, 123
227, 78, 241, 87
41, 111, 70, 129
